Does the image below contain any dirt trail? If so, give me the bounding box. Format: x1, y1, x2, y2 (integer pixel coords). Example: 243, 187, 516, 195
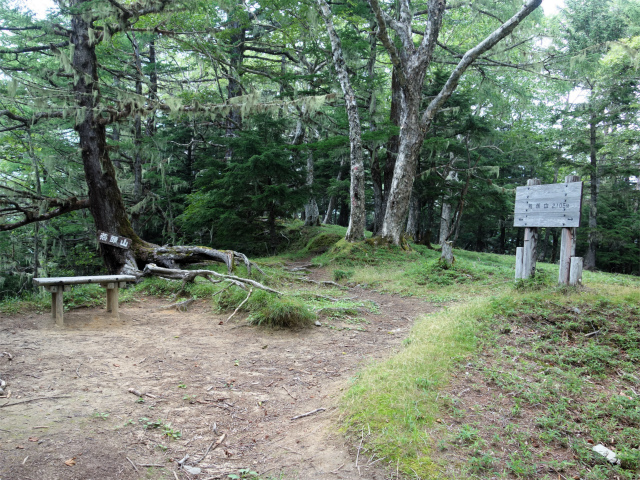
0, 269, 436, 480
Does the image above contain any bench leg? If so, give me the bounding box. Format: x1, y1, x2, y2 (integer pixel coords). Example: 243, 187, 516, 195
106, 286, 119, 316
52, 291, 64, 326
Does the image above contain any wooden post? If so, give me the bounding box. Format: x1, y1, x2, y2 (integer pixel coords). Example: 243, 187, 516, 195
558, 227, 573, 285
45, 286, 65, 326
515, 247, 524, 280
105, 283, 119, 316
522, 178, 541, 279
559, 175, 581, 285
569, 256, 583, 286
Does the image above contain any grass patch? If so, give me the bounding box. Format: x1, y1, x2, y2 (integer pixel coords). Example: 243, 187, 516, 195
435, 287, 640, 479
341, 299, 483, 476
215, 288, 316, 328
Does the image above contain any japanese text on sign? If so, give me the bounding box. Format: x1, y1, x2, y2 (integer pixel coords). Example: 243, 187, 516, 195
514, 182, 583, 228
97, 231, 132, 249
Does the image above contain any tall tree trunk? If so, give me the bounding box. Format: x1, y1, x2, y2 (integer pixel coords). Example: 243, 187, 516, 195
379, 78, 426, 247
369, 0, 542, 245
71, 0, 140, 274
323, 156, 346, 224
370, 147, 384, 233
131, 33, 144, 232
317, 0, 365, 241
380, 68, 402, 230
439, 165, 458, 245
225, 14, 245, 161
146, 38, 158, 136
304, 150, 320, 226
498, 218, 506, 254
405, 190, 420, 240
539, 227, 550, 261
337, 199, 349, 227
584, 113, 598, 270
551, 229, 559, 263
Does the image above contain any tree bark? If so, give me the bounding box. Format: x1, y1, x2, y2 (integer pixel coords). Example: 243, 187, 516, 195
71, 0, 141, 274
370, 147, 384, 233
369, 0, 542, 245
323, 156, 346, 224
584, 112, 598, 270
317, 0, 365, 241
304, 151, 320, 226
405, 190, 420, 240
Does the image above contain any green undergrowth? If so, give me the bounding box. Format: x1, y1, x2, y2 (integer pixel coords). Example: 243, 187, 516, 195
437, 286, 640, 479
276, 221, 355, 259
341, 299, 483, 477
214, 287, 316, 328
341, 281, 640, 479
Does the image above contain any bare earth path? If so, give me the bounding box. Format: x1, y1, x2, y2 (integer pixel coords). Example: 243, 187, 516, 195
0, 272, 437, 480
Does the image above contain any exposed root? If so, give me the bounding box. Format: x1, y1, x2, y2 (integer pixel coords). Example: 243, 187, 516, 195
296, 277, 346, 289
226, 288, 253, 323
142, 264, 281, 296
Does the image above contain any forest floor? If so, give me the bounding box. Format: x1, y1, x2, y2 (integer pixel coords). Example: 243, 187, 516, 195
0, 265, 437, 480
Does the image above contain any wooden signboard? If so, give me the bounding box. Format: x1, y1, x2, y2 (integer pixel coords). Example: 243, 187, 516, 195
514, 182, 583, 228
98, 231, 132, 249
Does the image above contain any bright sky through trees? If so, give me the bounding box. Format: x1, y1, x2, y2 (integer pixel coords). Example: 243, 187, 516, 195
22, 0, 565, 18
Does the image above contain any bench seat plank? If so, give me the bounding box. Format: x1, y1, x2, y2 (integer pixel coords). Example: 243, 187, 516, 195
33, 275, 136, 286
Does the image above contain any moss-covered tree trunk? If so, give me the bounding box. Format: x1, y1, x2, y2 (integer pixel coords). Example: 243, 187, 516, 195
71, 0, 142, 274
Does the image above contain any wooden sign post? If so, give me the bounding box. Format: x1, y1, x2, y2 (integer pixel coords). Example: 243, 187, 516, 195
513, 176, 583, 285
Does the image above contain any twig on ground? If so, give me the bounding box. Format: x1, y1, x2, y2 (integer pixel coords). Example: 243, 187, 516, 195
282, 385, 296, 400
280, 445, 303, 455
226, 288, 253, 323
128, 388, 143, 397
298, 277, 346, 289
331, 463, 345, 474
291, 407, 325, 420
192, 433, 226, 465
1, 396, 70, 408
138, 464, 165, 467
126, 457, 139, 472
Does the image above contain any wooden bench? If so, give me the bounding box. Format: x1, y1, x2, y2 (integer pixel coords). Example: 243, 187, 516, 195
33, 275, 137, 326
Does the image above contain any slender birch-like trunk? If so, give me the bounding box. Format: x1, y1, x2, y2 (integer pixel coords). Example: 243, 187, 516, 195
584, 112, 598, 270
317, 0, 366, 241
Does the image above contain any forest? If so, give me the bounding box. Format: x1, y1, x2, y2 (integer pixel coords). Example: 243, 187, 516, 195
1, 0, 639, 297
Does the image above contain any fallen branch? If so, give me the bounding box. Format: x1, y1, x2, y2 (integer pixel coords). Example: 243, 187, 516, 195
297, 277, 346, 289
143, 264, 281, 296
226, 288, 253, 323
291, 407, 325, 420
127, 388, 157, 399
1, 396, 70, 408
192, 433, 226, 465
126, 457, 139, 472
